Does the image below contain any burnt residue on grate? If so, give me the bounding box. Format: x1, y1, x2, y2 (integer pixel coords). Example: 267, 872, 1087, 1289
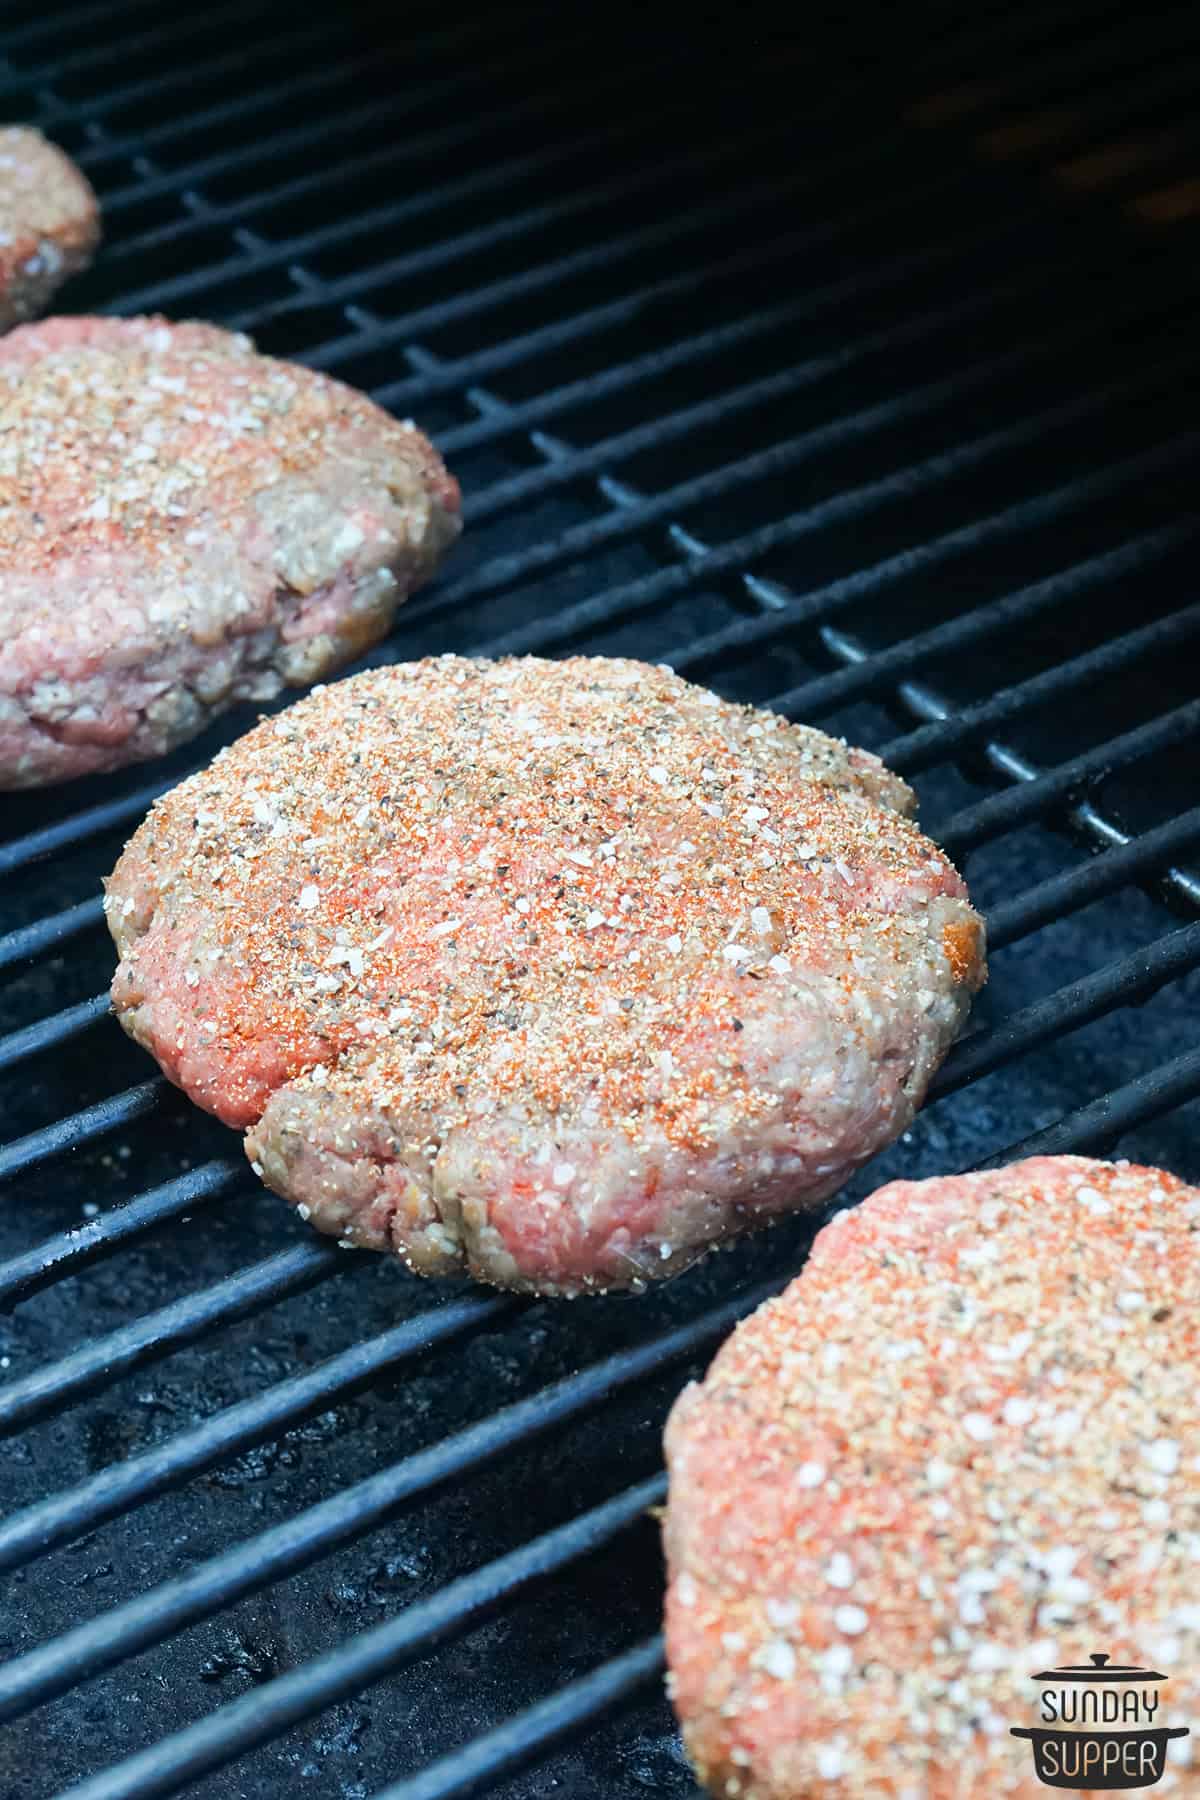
1, 3, 1199, 1798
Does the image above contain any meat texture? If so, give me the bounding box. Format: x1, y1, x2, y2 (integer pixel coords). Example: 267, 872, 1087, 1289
105, 655, 984, 1296
0, 315, 460, 786
664, 1155, 1200, 1799
0, 128, 99, 329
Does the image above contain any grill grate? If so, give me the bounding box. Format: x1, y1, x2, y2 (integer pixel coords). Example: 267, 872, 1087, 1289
2, 4, 1200, 1796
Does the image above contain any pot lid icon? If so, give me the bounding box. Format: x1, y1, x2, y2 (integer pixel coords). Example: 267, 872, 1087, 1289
1032, 1653, 1167, 1684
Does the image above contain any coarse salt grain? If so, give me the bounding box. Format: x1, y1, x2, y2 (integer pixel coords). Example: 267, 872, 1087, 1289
824, 1552, 854, 1589
1144, 1438, 1180, 1476
758, 1640, 796, 1680
1075, 1185, 1112, 1215
814, 1744, 846, 1780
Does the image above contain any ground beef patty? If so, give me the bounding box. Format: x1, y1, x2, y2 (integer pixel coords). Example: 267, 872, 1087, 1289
105, 655, 984, 1296
663, 1155, 1200, 1799
0, 129, 99, 329
0, 315, 460, 787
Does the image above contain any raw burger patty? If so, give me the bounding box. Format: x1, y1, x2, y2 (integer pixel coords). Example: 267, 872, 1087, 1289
0, 315, 460, 787
105, 655, 984, 1296
0, 129, 99, 329
663, 1156, 1200, 1799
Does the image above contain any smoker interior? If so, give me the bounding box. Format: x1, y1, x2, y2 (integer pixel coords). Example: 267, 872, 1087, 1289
1, 3, 1200, 1796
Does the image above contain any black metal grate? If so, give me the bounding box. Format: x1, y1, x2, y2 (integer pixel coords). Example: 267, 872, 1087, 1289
2, 4, 1200, 1796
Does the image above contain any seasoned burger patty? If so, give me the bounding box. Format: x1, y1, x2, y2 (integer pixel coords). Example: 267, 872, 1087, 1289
0, 129, 99, 329
663, 1156, 1200, 1799
105, 655, 984, 1296
0, 316, 460, 787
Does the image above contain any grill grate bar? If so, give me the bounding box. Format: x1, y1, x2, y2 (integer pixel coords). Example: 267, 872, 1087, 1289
73, 0, 556, 173
236, 124, 899, 348
445, 355, 714, 580
829, 646, 1200, 917
0, 0, 1099, 104
464, 262, 1050, 500
157, 31, 1192, 348
473, 389, 1200, 660
0, 1078, 163, 1185
0, 1295, 510, 1576
75, 45, 398, 174
89, 17, 580, 219
880, 599, 1200, 774
434, 234, 992, 459
367, 214, 1023, 415
100, 89, 642, 292
33, 15, 348, 130
767, 531, 1200, 728
0, 773, 175, 879
57, 1483, 666, 1800
667, 432, 1200, 678
0, 993, 108, 1074
460, 265, 1077, 527
0, 1241, 337, 1436
0, 1159, 240, 1310
292, 159, 980, 377
371, 1641, 666, 1800
978, 1044, 1200, 1166
984, 808, 1200, 949
98, 48, 708, 305
932, 922, 1200, 1099
0, 0, 168, 54
935, 698, 1200, 854
93, 22, 753, 277
0, 895, 105, 973
0, 0, 275, 93
173, 119, 778, 328
0, 1282, 774, 1723
252, 90, 1200, 367
455, 318, 1200, 624
19, 0, 509, 107
53, 0, 530, 132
